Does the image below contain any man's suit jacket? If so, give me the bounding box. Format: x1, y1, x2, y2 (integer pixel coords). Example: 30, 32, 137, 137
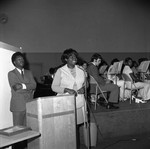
8, 68, 36, 112
87, 62, 119, 103
87, 62, 106, 86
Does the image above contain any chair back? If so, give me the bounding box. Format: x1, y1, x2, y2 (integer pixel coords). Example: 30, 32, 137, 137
122, 73, 132, 82
89, 75, 98, 85
122, 73, 143, 103
88, 75, 98, 94
89, 75, 107, 95
89, 75, 108, 104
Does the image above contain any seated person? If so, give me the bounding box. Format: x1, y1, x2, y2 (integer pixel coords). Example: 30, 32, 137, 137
107, 58, 130, 101
77, 57, 88, 72
98, 61, 108, 80
138, 58, 150, 81
132, 61, 139, 75
87, 53, 120, 109
123, 57, 150, 102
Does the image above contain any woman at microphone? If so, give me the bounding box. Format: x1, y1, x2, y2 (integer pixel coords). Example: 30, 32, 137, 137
51, 48, 87, 148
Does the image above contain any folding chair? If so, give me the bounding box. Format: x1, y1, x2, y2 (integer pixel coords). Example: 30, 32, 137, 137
122, 73, 143, 104
89, 75, 108, 110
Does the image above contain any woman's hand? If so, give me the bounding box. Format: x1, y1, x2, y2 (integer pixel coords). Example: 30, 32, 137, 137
64, 88, 77, 96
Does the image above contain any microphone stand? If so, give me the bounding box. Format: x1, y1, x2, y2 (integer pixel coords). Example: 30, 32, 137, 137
83, 68, 104, 148
83, 70, 90, 149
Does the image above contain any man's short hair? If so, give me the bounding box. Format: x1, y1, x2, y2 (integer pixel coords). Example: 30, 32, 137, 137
91, 53, 102, 62
11, 52, 24, 66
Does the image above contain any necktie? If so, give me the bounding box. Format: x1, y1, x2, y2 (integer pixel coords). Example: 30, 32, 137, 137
21, 70, 24, 78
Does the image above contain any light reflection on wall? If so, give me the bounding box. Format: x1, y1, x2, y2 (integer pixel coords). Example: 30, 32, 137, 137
0, 48, 15, 128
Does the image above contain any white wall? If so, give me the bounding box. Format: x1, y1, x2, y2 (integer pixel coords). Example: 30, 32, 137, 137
0, 0, 150, 53
0, 42, 20, 129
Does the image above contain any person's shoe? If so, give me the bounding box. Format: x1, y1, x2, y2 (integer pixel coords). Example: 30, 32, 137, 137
111, 104, 119, 109
106, 103, 119, 109
135, 98, 147, 103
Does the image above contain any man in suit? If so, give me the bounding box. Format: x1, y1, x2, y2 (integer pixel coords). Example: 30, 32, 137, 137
87, 53, 119, 109
8, 52, 36, 126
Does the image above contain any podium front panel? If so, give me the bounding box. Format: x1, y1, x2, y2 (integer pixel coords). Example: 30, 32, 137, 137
26, 95, 77, 149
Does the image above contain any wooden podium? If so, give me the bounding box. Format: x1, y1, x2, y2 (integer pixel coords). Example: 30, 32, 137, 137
26, 95, 77, 149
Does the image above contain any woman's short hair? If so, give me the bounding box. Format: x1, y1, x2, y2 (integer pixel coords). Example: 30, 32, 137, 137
124, 57, 132, 64
111, 58, 119, 65
61, 48, 78, 64
11, 52, 24, 66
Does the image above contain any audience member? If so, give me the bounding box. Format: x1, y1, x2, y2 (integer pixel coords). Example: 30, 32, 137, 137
77, 57, 88, 71
99, 61, 108, 80
87, 53, 119, 109
131, 60, 140, 79
77, 58, 88, 78
138, 57, 148, 65
107, 58, 130, 101
138, 58, 150, 81
123, 57, 150, 102
49, 67, 56, 79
